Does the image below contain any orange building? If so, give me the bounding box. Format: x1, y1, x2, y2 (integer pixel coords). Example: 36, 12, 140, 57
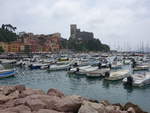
0, 33, 61, 53
0, 41, 24, 53
7, 42, 24, 53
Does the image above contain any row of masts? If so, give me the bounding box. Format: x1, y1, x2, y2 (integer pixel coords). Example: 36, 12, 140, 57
111, 41, 150, 53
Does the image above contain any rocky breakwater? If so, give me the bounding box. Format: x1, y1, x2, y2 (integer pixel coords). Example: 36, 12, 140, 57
0, 85, 148, 113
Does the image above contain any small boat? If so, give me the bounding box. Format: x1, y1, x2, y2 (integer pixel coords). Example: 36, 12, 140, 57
86, 68, 110, 78
29, 63, 49, 70
58, 57, 69, 62
75, 66, 98, 75
68, 65, 92, 74
0, 69, 16, 78
47, 60, 76, 71
123, 73, 150, 87
133, 65, 149, 71
48, 63, 71, 71
104, 69, 130, 81
0, 59, 17, 64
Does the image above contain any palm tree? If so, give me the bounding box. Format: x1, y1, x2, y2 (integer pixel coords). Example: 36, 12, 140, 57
1, 24, 17, 32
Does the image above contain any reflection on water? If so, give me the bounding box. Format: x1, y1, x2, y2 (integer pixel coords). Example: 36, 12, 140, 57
0, 67, 150, 111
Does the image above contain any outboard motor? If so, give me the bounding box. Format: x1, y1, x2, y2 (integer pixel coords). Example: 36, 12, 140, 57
109, 63, 112, 69
29, 64, 33, 69
19, 63, 23, 68
76, 68, 80, 72
105, 71, 110, 78
29, 64, 32, 67
68, 66, 71, 71
131, 59, 136, 68
74, 68, 79, 74
47, 65, 50, 69
126, 76, 133, 86
98, 62, 102, 69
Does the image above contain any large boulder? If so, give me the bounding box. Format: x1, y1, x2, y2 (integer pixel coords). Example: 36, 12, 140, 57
0, 86, 16, 95
34, 109, 71, 113
55, 95, 84, 113
0, 90, 19, 104
127, 107, 136, 113
100, 100, 110, 106
20, 88, 45, 97
123, 102, 148, 113
0, 105, 31, 113
47, 88, 65, 98
78, 101, 106, 113
15, 85, 26, 93
78, 101, 128, 113
0, 85, 25, 104
14, 94, 61, 111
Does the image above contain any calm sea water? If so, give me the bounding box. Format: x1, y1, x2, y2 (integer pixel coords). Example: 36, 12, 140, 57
0, 67, 150, 112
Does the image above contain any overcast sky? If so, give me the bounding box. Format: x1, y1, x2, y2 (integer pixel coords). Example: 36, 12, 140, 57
0, 0, 150, 50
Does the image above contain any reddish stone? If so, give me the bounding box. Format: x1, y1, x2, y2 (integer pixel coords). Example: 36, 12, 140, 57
47, 88, 65, 98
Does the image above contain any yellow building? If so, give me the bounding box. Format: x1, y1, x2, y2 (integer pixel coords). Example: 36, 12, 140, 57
0, 42, 8, 52
0, 41, 24, 53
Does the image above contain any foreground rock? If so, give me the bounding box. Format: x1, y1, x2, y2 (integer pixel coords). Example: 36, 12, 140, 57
0, 85, 148, 113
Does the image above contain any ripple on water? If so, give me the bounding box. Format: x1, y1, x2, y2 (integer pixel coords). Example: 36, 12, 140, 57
0, 68, 150, 112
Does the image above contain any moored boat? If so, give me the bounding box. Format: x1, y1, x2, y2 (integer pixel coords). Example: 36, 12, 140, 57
29, 63, 49, 70
0, 69, 16, 78
68, 65, 92, 74
123, 73, 150, 87
133, 65, 149, 71
47, 63, 71, 71
104, 69, 130, 81
86, 68, 110, 78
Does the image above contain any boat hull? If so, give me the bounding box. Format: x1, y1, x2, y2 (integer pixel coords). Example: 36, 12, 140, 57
0, 70, 16, 78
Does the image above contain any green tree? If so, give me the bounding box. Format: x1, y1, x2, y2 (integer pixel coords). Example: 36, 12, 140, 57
67, 38, 110, 52
0, 24, 18, 42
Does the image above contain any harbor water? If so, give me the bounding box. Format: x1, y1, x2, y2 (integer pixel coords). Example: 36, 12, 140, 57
0, 67, 150, 111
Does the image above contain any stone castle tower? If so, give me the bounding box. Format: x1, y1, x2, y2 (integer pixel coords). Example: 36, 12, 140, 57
70, 24, 77, 39
70, 24, 94, 40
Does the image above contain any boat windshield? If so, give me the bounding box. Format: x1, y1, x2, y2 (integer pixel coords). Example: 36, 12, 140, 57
0, 64, 4, 70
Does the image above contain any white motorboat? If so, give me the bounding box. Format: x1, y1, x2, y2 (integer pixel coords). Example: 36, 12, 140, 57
105, 69, 130, 81
0, 59, 16, 64
76, 66, 99, 75
29, 63, 49, 70
133, 65, 149, 71
86, 68, 110, 78
47, 60, 76, 71
123, 73, 150, 87
48, 63, 71, 71
68, 65, 92, 74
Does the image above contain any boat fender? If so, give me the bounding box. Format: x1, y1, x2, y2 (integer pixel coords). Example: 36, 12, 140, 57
105, 71, 110, 78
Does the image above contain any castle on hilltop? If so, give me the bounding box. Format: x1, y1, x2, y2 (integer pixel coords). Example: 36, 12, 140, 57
70, 24, 94, 40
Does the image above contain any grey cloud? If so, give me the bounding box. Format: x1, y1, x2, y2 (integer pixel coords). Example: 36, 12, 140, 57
0, 0, 150, 50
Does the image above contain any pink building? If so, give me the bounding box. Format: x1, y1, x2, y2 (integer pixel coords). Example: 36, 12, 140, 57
22, 33, 61, 53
